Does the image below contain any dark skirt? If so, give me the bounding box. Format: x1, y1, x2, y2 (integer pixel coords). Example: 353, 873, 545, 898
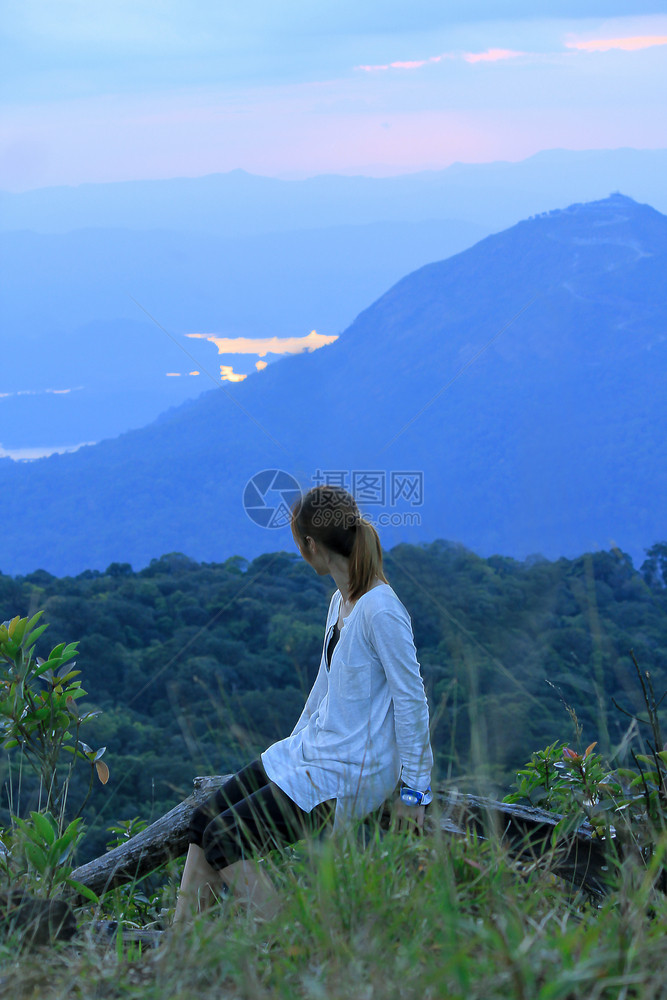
188, 758, 334, 870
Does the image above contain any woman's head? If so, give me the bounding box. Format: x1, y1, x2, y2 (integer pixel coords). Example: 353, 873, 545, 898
291, 485, 388, 601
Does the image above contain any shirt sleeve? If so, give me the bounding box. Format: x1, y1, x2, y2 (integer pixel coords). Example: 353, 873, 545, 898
367, 604, 433, 792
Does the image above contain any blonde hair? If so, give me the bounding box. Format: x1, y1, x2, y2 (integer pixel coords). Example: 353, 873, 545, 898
291, 485, 388, 602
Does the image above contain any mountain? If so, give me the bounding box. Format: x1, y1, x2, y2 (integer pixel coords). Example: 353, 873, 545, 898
4, 147, 664, 451
0, 194, 665, 576
2, 149, 666, 237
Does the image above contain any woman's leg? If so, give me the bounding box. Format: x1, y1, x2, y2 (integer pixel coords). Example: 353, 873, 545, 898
173, 844, 226, 924
174, 850, 279, 924
175, 762, 332, 924
175, 760, 269, 924
203, 784, 332, 919
217, 857, 280, 920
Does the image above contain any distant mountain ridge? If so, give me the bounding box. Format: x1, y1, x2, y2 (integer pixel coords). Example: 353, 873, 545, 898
2, 149, 666, 236
0, 193, 665, 576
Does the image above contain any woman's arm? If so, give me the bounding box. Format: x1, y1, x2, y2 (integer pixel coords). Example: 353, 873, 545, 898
367, 605, 433, 793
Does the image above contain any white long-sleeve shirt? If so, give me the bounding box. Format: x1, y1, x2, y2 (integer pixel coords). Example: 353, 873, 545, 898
261, 583, 433, 824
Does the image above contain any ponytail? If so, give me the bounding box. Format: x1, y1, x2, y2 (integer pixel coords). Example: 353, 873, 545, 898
291, 485, 388, 601
348, 519, 387, 602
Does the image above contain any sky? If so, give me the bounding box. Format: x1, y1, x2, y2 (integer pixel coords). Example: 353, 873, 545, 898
1, 1, 667, 190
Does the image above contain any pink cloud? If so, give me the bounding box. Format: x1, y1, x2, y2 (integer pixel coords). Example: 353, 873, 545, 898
357, 48, 528, 72
356, 53, 454, 72
391, 60, 428, 69
566, 35, 667, 53
463, 48, 525, 64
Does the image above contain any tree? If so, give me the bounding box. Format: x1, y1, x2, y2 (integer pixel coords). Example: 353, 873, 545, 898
641, 542, 667, 589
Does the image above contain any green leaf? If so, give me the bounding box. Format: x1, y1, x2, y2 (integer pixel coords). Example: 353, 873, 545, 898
47, 842, 67, 868
65, 878, 99, 904
79, 710, 101, 723
47, 820, 81, 866
588, 799, 617, 813
65, 697, 80, 719
60, 673, 82, 689
26, 623, 48, 648
48, 841, 74, 868
60, 818, 81, 844
25, 842, 48, 874
57, 643, 79, 666
25, 611, 45, 632
31, 811, 57, 845
15, 818, 44, 847
57, 663, 79, 680
641, 771, 660, 784
10, 618, 28, 645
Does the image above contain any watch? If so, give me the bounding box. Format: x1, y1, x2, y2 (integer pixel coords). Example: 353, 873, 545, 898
400, 785, 432, 807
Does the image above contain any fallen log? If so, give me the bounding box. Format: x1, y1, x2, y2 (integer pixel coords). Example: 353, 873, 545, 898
71, 776, 609, 899
437, 791, 608, 898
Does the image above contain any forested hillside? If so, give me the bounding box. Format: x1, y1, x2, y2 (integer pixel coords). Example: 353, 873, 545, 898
1, 538, 665, 863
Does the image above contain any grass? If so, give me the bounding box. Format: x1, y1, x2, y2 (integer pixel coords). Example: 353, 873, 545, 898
2, 817, 667, 1000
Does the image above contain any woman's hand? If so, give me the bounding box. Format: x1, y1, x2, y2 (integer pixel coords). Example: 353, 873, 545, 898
391, 796, 425, 832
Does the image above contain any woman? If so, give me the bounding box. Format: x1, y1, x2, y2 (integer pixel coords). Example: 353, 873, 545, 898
174, 485, 433, 922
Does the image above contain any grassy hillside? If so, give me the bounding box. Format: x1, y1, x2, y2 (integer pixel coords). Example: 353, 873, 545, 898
2, 825, 667, 999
